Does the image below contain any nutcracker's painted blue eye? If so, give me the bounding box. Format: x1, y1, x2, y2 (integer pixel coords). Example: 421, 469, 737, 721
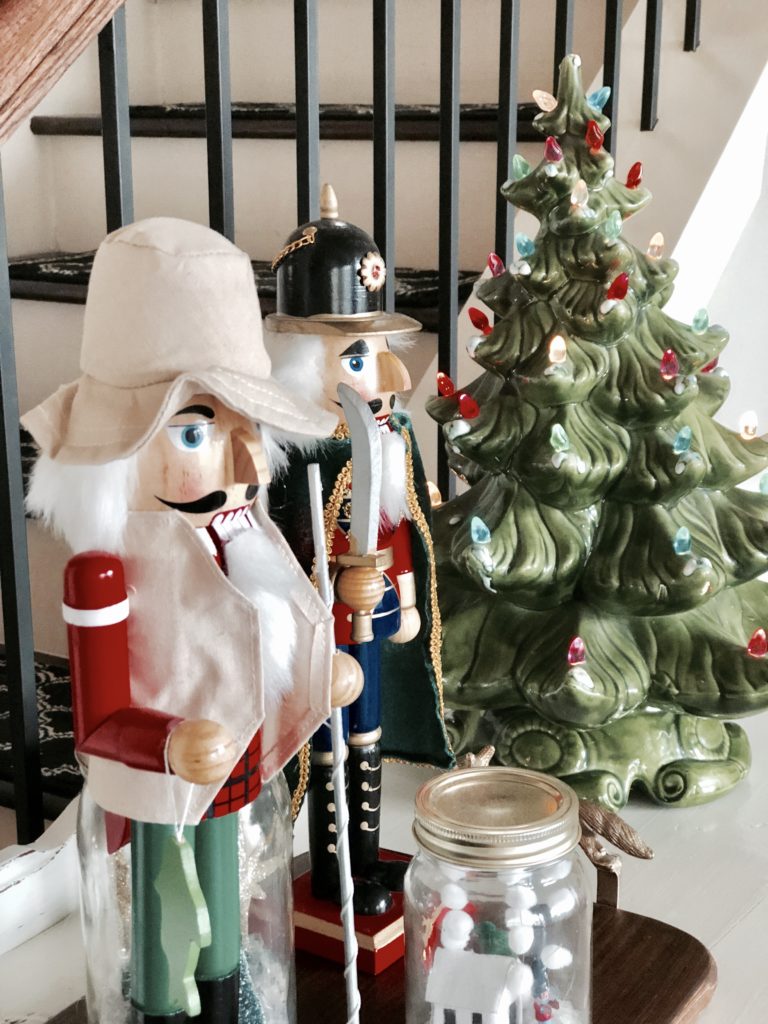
182, 425, 204, 448
342, 355, 366, 374
166, 422, 214, 452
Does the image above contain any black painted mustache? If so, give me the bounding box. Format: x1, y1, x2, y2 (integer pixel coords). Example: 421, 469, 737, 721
157, 491, 228, 514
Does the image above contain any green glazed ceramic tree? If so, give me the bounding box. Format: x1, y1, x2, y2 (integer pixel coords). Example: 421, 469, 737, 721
428, 54, 768, 809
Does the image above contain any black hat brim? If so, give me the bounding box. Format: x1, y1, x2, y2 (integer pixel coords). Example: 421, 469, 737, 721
264, 310, 422, 337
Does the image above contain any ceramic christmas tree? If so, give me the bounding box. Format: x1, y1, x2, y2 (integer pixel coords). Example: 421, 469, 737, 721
428, 54, 768, 810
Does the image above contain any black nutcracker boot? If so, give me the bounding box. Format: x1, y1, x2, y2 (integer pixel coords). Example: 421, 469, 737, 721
348, 733, 408, 896
308, 752, 392, 916
196, 970, 239, 1024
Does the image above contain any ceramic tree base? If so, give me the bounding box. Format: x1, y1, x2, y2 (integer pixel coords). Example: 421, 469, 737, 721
448, 705, 751, 811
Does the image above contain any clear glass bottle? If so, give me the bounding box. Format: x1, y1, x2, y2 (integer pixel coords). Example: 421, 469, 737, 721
405, 767, 591, 1024
77, 774, 296, 1024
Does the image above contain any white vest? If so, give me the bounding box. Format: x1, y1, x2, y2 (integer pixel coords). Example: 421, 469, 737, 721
85, 501, 332, 825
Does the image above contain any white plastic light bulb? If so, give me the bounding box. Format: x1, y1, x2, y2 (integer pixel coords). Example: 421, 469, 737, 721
740, 410, 758, 440
548, 334, 567, 364
647, 231, 665, 258
533, 89, 557, 112
571, 179, 589, 208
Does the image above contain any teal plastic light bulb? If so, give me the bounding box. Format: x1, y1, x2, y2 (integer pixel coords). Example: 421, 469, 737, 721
604, 210, 622, 241
692, 308, 709, 334
760, 473, 768, 496
587, 86, 611, 111
673, 527, 692, 556
470, 516, 492, 544
550, 424, 570, 453
515, 233, 536, 259
511, 154, 531, 180
673, 426, 693, 454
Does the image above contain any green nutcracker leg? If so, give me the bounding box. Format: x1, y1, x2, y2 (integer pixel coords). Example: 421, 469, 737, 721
131, 821, 194, 1023
131, 815, 241, 1024
194, 813, 241, 1023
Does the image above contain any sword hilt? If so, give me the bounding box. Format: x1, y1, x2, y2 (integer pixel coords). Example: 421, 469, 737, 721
335, 559, 389, 644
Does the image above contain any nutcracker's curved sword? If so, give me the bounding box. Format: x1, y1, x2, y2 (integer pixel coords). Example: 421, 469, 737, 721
337, 382, 382, 557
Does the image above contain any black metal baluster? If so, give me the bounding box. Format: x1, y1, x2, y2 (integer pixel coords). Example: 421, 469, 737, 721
554, 0, 575, 88
373, 0, 395, 312
495, 0, 520, 265
603, 0, 623, 157
294, 0, 320, 223
202, 0, 234, 240
684, 0, 701, 52
0, 159, 43, 843
437, 0, 460, 500
641, 0, 663, 130
97, 6, 134, 232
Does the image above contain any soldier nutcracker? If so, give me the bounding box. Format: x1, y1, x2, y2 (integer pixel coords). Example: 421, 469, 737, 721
266, 186, 453, 916
23, 218, 351, 1023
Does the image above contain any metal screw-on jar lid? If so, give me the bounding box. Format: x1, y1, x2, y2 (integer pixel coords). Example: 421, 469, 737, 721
413, 767, 580, 868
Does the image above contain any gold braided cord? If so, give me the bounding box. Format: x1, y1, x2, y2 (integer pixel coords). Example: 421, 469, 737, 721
309, 460, 353, 589
399, 427, 449, 739
290, 742, 311, 821
331, 422, 351, 441
296, 461, 352, 818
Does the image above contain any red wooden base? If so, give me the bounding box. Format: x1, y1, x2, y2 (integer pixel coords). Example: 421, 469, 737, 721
293, 850, 410, 975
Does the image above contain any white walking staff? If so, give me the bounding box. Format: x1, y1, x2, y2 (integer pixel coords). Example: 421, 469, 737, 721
307, 461, 361, 1024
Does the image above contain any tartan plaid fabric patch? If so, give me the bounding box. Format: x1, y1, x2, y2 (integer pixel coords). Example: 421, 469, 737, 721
205, 730, 262, 819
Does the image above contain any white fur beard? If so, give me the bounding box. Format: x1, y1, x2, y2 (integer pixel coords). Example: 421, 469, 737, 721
26, 452, 138, 554
225, 524, 298, 713
380, 429, 410, 528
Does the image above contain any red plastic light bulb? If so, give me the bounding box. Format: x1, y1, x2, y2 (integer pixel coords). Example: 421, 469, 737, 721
535, 1006, 553, 1023
487, 252, 505, 277
544, 136, 563, 162
606, 272, 630, 300
626, 161, 643, 189
747, 628, 768, 659
468, 306, 492, 336
660, 349, 680, 381
585, 119, 604, 153
437, 372, 456, 397
457, 393, 480, 419
567, 636, 586, 666
701, 357, 719, 373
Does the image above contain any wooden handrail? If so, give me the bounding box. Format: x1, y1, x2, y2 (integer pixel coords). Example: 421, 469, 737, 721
0, 0, 124, 145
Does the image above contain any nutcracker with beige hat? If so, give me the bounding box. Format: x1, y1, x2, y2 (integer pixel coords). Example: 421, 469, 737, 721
23, 216, 359, 1024
265, 186, 453, 920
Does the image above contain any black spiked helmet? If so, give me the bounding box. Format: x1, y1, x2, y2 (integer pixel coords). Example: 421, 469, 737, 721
266, 184, 420, 337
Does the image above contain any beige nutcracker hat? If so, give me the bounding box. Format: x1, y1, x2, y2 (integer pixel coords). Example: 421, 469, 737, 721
22, 217, 338, 463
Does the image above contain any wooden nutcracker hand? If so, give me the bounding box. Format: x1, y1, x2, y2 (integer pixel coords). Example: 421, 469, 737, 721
335, 548, 393, 643
331, 650, 365, 707
390, 605, 421, 644
168, 719, 237, 785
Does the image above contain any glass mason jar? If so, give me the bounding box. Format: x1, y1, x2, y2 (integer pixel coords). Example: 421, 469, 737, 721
405, 767, 591, 1024
77, 773, 296, 1024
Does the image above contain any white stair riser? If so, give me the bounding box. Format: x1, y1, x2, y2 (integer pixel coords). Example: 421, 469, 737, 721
41, 133, 547, 267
